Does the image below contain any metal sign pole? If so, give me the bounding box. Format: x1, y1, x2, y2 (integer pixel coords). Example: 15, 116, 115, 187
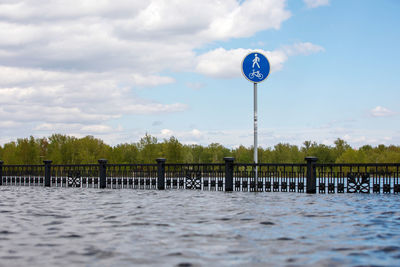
254, 82, 258, 189
242, 51, 270, 191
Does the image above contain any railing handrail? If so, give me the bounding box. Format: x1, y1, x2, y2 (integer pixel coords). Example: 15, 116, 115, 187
52, 164, 99, 167
2, 164, 44, 167
1, 158, 399, 194
2, 162, 400, 167
315, 163, 400, 167
235, 163, 307, 167
106, 163, 157, 167
165, 163, 224, 166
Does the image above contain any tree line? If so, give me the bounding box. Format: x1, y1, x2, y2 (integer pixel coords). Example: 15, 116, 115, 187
0, 134, 399, 164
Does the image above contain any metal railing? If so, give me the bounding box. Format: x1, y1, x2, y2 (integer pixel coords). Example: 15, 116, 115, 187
0, 158, 399, 194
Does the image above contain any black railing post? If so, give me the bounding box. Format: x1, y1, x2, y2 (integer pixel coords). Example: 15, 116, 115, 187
0, 161, 3, 186
98, 159, 107, 189
44, 160, 52, 187
156, 158, 166, 190
305, 157, 318, 194
224, 157, 235, 191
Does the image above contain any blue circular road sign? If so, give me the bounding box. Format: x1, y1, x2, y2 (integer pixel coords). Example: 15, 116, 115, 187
241, 52, 270, 83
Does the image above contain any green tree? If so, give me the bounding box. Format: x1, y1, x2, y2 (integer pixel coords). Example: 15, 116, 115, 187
259, 147, 273, 163
37, 137, 49, 162
46, 134, 79, 164
302, 142, 335, 163
199, 143, 231, 163
15, 136, 41, 164
110, 143, 140, 163
2, 141, 18, 164
336, 148, 367, 163
76, 136, 111, 164
233, 145, 252, 163
181, 145, 194, 163
1, 133, 400, 164
272, 143, 303, 163
138, 134, 160, 163
161, 136, 183, 163
189, 145, 204, 163
333, 138, 351, 159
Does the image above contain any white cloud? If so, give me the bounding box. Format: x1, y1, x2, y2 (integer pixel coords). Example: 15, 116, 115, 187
191, 129, 203, 138
195, 42, 324, 78
156, 128, 205, 144
81, 124, 118, 134
0, 0, 338, 148
122, 103, 187, 114
282, 42, 325, 56
0, 22, 42, 46
370, 106, 396, 117
0, 65, 187, 140
196, 48, 250, 78
0, 120, 22, 128
0, 0, 291, 73
303, 0, 330, 9
204, 0, 291, 40
132, 74, 175, 87
33, 123, 120, 134
160, 129, 174, 137
0, 0, 292, 142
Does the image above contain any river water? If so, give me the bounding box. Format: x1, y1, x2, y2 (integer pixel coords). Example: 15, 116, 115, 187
0, 187, 399, 266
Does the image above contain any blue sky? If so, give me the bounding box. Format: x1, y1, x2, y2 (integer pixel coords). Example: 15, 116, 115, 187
0, 0, 399, 148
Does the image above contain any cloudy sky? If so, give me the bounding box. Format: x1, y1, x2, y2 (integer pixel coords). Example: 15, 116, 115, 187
0, 0, 399, 148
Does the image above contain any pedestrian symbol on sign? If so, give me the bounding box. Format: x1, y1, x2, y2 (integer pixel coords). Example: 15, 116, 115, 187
252, 54, 260, 69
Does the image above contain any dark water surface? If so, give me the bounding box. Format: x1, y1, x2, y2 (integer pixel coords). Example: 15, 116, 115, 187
0, 187, 399, 267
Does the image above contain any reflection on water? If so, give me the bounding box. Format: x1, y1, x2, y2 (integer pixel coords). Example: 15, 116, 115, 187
0, 187, 399, 266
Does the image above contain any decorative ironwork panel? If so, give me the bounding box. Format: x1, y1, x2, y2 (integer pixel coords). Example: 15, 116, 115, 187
258, 180, 264, 192
281, 180, 288, 192
298, 181, 304, 192
383, 184, 390, 193
203, 179, 209, 189
2, 165, 44, 186
338, 182, 345, 193
265, 181, 272, 192
347, 173, 370, 193
328, 182, 335, 193
272, 180, 279, 191
327, 172, 336, 194
316, 164, 373, 194
373, 173, 381, 193
165, 164, 224, 190
234, 178, 241, 191
185, 171, 202, 190
289, 180, 296, 192
319, 181, 326, 193
394, 184, 400, 194
233, 164, 306, 193
52, 164, 99, 188
242, 180, 248, 190
393, 169, 400, 194
106, 164, 157, 189
233, 165, 250, 191
67, 170, 81, 187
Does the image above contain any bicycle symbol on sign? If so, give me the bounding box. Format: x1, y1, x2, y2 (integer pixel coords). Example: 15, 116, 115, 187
249, 69, 263, 80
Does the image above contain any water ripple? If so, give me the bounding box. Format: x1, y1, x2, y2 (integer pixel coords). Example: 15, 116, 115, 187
0, 187, 399, 266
